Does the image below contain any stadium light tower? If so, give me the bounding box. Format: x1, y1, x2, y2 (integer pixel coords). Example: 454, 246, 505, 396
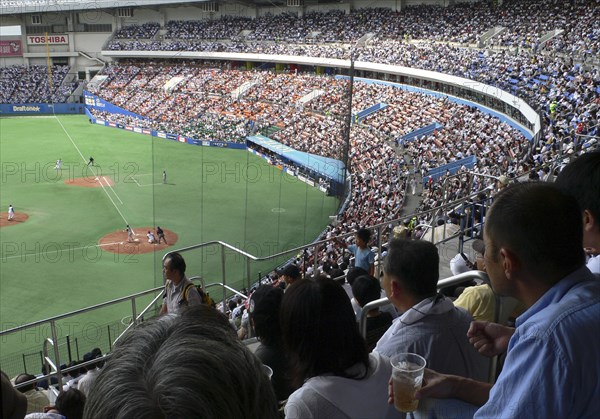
340, 49, 355, 198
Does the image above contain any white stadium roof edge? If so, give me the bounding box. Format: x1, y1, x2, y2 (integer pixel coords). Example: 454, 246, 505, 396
0, 0, 214, 15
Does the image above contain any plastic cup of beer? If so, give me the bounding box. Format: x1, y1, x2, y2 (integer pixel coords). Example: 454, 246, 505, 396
390, 353, 426, 413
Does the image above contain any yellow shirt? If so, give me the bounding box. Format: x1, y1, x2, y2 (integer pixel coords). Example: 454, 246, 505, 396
454, 284, 496, 322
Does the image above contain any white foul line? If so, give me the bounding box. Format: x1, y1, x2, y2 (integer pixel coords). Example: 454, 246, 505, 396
103, 176, 123, 204
53, 116, 129, 225
131, 176, 141, 187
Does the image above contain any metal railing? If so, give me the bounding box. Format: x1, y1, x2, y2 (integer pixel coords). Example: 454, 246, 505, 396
1, 187, 496, 382
0, 286, 163, 384
164, 196, 478, 310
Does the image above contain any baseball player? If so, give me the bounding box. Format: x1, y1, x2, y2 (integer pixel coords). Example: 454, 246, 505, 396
7, 205, 15, 221
126, 225, 134, 242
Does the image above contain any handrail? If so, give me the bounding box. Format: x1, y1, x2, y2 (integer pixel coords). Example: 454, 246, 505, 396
0, 286, 164, 336
2, 187, 494, 380
205, 282, 249, 299
0, 286, 164, 384
113, 290, 164, 346
13, 352, 114, 391
157, 188, 495, 311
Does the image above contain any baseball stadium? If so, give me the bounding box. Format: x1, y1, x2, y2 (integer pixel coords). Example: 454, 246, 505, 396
1, 0, 599, 417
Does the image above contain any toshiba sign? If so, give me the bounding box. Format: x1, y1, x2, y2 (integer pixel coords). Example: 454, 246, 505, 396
27, 35, 69, 45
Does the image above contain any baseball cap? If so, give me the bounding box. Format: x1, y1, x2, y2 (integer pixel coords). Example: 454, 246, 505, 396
450, 253, 470, 275
248, 285, 283, 323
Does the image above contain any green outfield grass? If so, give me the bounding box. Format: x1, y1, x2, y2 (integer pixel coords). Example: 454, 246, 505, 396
0, 115, 339, 375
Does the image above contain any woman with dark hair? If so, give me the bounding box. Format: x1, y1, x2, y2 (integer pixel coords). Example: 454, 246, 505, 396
281, 278, 402, 418
248, 285, 294, 402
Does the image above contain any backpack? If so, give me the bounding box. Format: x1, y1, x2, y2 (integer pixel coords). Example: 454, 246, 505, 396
182, 283, 216, 308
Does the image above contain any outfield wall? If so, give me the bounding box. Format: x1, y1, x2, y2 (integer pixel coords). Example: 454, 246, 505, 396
86, 112, 247, 150
0, 103, 85, 115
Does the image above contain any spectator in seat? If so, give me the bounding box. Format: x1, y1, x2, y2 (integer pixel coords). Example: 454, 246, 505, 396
281, 277, 403, 419
279, 264, 301, 288
414, 183, 600, 418
453, 238, 497, 322
14, 373, 50, 414
53, 388, 86, 419
351, 274, 393, 351
555, 151, 600, 274
83, 305, 278, 419
375, 239, 488, 382
248, 285, 293, 402
77, 348, 104, 397
1, 371, 27, 419
62, 361, 85, 392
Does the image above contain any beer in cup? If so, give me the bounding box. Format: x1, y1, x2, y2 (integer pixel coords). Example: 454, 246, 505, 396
390, 353, 426, 412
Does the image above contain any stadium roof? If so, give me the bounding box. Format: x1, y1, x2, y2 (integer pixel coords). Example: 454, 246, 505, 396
1, 1, 213, 14
0, 0, 294, 15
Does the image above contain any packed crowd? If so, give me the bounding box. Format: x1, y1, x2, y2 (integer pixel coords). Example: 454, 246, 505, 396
87, 63, 531, 237
0, 65, 79, 103
3, 346, 104, 418
166, 17, 253, 40
103, 4, 600, 161
113, 22, 160, 39
107, 1, 599, 57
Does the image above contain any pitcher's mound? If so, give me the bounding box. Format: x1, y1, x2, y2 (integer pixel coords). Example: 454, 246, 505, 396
99, 227, 178, 254
65, 176, 115, 188
0, 212, 29, 227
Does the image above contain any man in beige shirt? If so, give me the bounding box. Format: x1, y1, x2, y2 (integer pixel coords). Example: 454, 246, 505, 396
159, 252, 202, 315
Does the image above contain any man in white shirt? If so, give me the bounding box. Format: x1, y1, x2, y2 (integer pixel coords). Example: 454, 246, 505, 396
375, 239, 488, 382
77, 349, 104, 396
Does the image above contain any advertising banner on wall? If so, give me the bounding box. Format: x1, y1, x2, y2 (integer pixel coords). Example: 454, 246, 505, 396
0, 103, 84, 114
26, 35, 69, 45
0, 40, 23, 56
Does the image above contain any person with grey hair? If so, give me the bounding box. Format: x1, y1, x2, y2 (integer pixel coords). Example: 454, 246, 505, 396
1, 371, 27, 419
83, 305, 279, 419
